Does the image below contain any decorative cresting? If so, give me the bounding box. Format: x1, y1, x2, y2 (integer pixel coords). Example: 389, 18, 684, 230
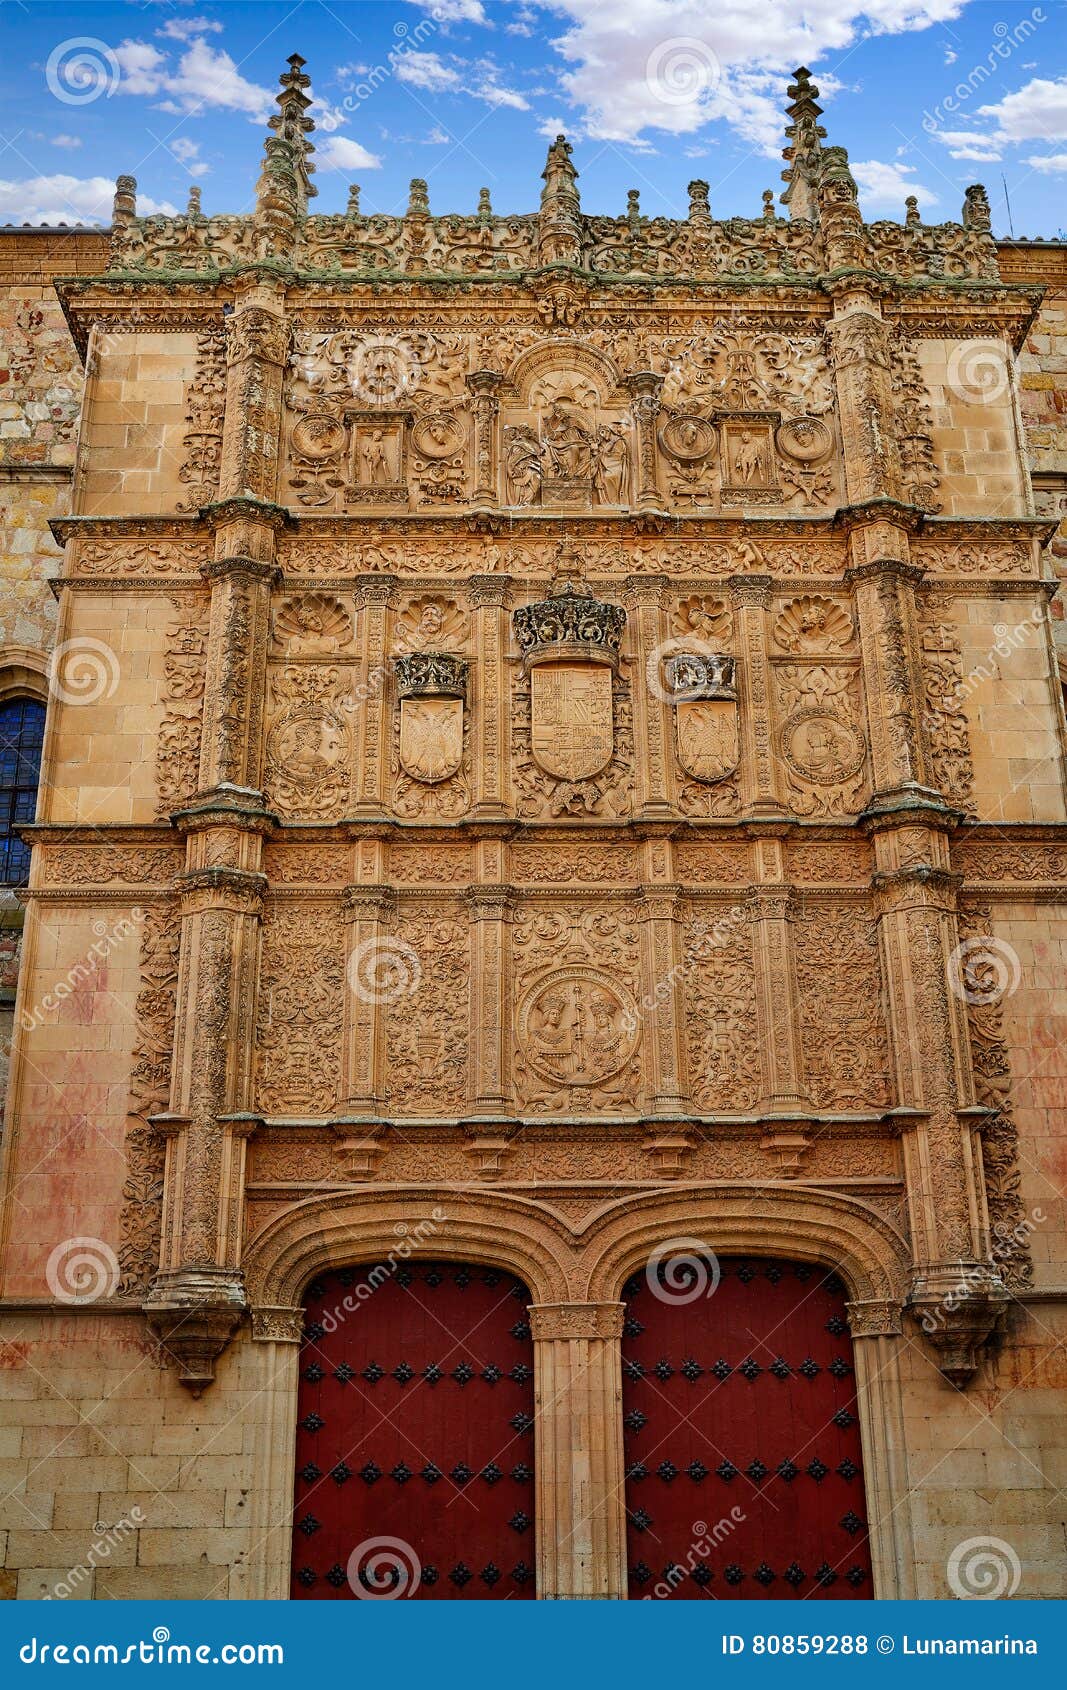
393, 653, 469, 785
513, 571, 626, 784
663, 652, 739, 785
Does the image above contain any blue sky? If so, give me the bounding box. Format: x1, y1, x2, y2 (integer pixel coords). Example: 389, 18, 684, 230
0, 0, 1065, 235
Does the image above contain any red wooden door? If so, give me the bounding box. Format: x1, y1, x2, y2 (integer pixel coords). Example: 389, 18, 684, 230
622, 1257, 872, 1599
291, 1263, 536, 1599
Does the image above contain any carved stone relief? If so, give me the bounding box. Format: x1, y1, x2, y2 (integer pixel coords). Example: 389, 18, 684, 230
682, 903, 760, 1112
793, 901, 892, 1110
265, 666, 353, 820
255, 904, 344, 1114
156, 597, 209, 816
383, 906, 469, 1111
118, 902, 180, 1295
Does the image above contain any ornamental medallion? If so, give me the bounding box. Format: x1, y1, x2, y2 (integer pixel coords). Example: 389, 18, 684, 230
516, 969, 639, 1088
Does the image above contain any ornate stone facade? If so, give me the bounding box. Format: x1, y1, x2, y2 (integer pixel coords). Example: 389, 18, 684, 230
1, 62, 1066, 1600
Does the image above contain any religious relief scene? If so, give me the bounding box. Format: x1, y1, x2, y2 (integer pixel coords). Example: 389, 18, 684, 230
1, 12, 1066, 1617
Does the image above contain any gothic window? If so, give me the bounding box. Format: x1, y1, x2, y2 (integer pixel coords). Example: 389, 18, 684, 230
0, 697, 45, 885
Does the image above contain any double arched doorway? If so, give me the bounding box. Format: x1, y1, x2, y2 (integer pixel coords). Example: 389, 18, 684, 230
289, 1253, 872, 1600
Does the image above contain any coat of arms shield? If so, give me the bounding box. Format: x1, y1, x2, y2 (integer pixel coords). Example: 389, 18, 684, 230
674, 696, 740, 782
398, 695, 464, 784
530, 662, 614, 781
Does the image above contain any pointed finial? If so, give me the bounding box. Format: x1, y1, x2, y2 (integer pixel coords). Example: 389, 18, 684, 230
627, 189, 641, 226
186, 185, 203, 220
112, 174, 137, 227
963, 183, 991, 234
780, 65, 826, 221
478, 186, 492, 217
538, 133, 582, 264
687, 179, 711, 225
407, 178, 430, 216
264, 51, 317, 213
905, 195, 920, 230
346, 183, 361, 217
762, 189, 775, 221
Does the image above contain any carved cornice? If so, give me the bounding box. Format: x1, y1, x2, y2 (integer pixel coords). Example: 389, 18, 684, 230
845, 1296, 904, 1338
202, 555, 283, 586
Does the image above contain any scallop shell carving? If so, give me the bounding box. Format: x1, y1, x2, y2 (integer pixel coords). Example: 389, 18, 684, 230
272, 594, 353, 653
773, 595, 854, 653
394, 595, 468, 653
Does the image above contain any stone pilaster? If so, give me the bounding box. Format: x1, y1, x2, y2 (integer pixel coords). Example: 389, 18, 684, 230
529, 1302, 627, 1600
636, 880, 688, 1119
621, 372, 664, 509
747, 834, 811, 1162
623, 576, 673, 816
198, 556, 278, 795
871, 848, 1005, 1383
468, 574, 511, 817
466, 859, 512, 1118
826, 300, 898, 506
352, 577, 397, 816
338, 884, 395, 1117
145, 862, 265, 1392
846, 538, 929, 804
845, 1300, 916, 1599
218, 283, 289, 506
730, 575, 780, 814
466, 370, 503, 505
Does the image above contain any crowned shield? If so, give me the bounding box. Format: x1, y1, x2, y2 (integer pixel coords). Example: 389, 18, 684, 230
674, 697, 740, 783
398, 695, 464, 784
530, 662, 613, 781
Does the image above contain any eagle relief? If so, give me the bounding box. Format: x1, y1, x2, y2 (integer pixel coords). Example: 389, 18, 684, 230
665, 652, 740, 784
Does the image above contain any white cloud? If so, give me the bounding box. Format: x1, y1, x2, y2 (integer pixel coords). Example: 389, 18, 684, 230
51, 134, 82, 150
537, 0, 967, 151
170, 136, 210, 177
1025, 152, 1067, 173
0, 174, 176, 226
394, 47, 528, 109
850, 159, 938, 210
975, 76, 1067, 141
943, 45, 958, 64
112, 35, 274, 119
316, 136, 383, 171
158, 16, 224, 42
395, 51, 463, 92
401, 0, 489, 22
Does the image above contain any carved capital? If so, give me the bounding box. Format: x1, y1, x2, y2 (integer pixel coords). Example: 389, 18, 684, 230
846, 1297, 904, 1339
729, 573, 773, 611
250, 1305, 304, 1343
341, 884, 397, 920
529, 1302, 625, 1342
177, 866, 267, 916
201, 554, 282, 587
468, 572, 513, 609
466, 883, 514, 919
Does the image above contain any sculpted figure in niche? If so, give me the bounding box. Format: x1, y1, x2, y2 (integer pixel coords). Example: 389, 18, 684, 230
733, 429, 765, 484
543, 402, 592, 477
505, 426, 542, 505
361, 429, 393, 486
593, 423, 632, 505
